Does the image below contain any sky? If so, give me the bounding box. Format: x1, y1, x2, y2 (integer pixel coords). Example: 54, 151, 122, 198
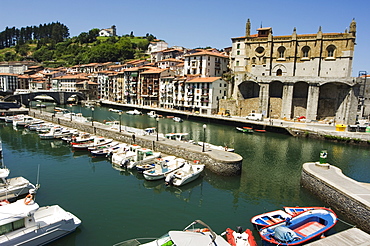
1, 0, 369, 76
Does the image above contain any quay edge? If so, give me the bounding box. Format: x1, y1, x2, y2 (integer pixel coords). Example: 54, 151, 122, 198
29, 109, 242, 176
301, 162, 370, 234
101, 101, 370, 145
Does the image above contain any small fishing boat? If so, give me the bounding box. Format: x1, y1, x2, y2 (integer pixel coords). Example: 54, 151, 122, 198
123, 148, 161, 169
254, 129, 266, 133
225, 227, 258, 246
236, 127, 253, 133
91, 143, 126, 157
113, 220, 230, 246
197, 141, 235, 152
173, 117, 183, 122
165, 133, 189, 141
259, 208, 337, 245
136, 156, 176, 172
165, 161, 204, 186
108, 108, 122, 113
126, 109, 142, 115
143, 157, 186, 181
72, 137, 113, 150
147, 111, 158, 118
88, 141, 119, 151
111, 144, 141, 166
0, 168, 37, 201
283, 206, 326, 216
251, 209, 292, 229
251, 206, 328, 229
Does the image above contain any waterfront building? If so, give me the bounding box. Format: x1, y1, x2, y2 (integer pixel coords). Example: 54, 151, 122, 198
52, 74, 90, 92
122, 67, 140, 104
184, 50, 228, 78
225, 19, 358, 124
0, 73, 18, 92
0, 61, 36, 75
139, 68, 174, 107
184, 77, 228, 114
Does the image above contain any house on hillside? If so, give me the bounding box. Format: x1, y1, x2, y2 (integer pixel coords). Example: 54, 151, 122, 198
99, 25, 117, 37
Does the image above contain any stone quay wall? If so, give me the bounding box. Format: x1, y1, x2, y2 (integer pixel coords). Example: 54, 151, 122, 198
301, 162, 370, 233
30, 110, 243, 176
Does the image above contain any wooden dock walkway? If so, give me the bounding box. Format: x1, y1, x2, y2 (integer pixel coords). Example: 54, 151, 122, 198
306, 228, 370, 245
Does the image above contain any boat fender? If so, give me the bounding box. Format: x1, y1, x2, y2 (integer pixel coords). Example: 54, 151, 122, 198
24, 194, 33, 205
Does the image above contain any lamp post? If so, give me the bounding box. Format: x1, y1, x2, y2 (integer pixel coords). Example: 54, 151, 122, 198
202, 124, 207, 152
53, 103, 56, 116
156, 117, 159, 141
91, 107, 95, 126
28, 99, 30, 113
119, 111, 122, 132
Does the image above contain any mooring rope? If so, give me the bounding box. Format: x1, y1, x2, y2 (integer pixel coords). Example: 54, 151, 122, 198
337, 217, 356, 228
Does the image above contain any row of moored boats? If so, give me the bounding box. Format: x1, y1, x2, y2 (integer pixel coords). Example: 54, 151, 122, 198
114, 206, 338, 246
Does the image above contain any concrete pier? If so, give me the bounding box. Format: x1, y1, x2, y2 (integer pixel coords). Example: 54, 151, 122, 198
301, 162, 370, 234
29, 109, 243, 176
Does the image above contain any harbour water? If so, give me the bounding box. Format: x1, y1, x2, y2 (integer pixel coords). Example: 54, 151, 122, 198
1, 104, 369, 245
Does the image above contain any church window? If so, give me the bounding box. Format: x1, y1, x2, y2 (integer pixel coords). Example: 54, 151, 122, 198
252, 57, 256, 64
302, 46, 310, 58
255, 47, 264, 54
237, 50, 240, 55
326, 45, 336, 58
237, 43, 240, 49
276, 69, 282, 76
278, 46, 286, 58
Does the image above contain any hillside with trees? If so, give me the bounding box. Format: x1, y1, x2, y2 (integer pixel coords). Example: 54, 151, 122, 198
0, 22, 157, 67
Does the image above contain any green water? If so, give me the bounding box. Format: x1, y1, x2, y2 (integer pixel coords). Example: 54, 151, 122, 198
1, 104, 369, 245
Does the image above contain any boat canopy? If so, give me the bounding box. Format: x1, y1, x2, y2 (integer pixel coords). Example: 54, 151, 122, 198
273, 225, 300, 243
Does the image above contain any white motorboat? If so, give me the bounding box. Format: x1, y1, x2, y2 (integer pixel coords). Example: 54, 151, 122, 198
136, 156, 177, 172
111, 144, 141, 166
143, 157, 186, 181
72, 137, 113, 150
122, 148, 161, 169
108, 108, 122, 113
39, 127, 75, 140
164, 133, 189, 141
91, 143, 127, 157
0, 197, 81, 245
147, 111, 158, 118
173, 117, 183, 122
197, 141, 235, 152
13, 116, 43, 127
126, 109, 142, 115
0, 168, 36, 201
113, 220, 230, 246
165, 162, 205, 186
65, 132, 95, 144
88, 141, 120, 152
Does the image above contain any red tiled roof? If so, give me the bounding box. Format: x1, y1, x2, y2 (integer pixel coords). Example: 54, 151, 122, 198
186, 77, 222, 83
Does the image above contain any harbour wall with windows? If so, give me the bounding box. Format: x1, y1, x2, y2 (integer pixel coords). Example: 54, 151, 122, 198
29, 109, 243, 176
301, 162, 370, 234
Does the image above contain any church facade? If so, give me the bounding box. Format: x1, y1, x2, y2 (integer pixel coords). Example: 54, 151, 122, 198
224, 19, 358, 124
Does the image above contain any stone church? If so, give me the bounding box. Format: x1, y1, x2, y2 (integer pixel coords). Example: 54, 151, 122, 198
222, 19, 359, 124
